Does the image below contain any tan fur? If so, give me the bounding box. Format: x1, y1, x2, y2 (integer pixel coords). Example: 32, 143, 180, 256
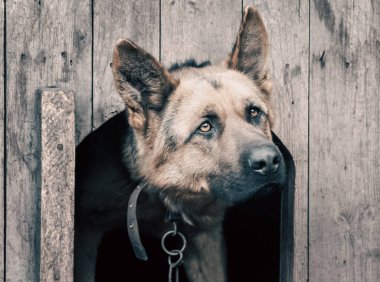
138, 67, 275, 193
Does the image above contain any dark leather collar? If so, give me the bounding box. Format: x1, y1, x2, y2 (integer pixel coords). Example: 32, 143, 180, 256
127, 184, 148, 261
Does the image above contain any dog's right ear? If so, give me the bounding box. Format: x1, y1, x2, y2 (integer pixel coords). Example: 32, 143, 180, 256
112, 39, 178, 130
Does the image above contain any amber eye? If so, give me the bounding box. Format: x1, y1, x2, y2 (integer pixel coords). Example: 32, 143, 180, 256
199, 121, 212, 132
250, 107, 261, 118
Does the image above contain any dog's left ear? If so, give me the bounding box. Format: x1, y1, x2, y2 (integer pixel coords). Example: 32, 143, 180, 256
227, 5, 272, 95
112, 39, 178, 130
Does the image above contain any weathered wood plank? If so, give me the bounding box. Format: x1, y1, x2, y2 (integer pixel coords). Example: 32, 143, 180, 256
5, 1, 91, 280
243, 1, 309, 281
0, 2, 4, 281
93, 0, 160, 128
310, 0, 380, 281
70, 1, 92, 144
40, 89, 75, 282
160, 0, 242, 66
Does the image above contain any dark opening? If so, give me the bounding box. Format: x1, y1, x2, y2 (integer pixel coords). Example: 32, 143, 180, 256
76, 112, 289, 282
95, 192, 281, 282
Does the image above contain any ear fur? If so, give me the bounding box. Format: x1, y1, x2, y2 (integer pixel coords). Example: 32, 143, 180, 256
228, 5, 272, 95
112, 39, 178, 130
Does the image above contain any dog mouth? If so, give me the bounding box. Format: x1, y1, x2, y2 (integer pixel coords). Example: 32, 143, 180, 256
227, 182, 282, 204
208, 166, 286, 204
251, 182, 282, 198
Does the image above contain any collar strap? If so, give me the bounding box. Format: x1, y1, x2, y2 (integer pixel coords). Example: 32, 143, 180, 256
127, 184, 148, 261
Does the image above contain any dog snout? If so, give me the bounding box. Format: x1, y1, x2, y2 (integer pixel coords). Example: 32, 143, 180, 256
247, 144, 282, 175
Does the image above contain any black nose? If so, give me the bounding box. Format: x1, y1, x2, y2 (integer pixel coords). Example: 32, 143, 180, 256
248, 145, 282, 175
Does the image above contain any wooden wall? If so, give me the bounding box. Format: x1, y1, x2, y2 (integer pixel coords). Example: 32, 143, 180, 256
1, 0, 379, 281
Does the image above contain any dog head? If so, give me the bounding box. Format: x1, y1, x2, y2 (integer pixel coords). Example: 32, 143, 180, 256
112, 6, 285, 206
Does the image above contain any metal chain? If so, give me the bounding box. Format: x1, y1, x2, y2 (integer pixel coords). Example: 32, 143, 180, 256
168, 250, 182, 282
161, 222, 187, 282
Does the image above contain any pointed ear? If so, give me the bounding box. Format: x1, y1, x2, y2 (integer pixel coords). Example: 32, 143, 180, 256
228, 5, 272, 95
112, 39, 178, 130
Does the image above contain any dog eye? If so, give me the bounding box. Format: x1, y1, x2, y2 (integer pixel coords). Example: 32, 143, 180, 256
198, 121, 212, 133
249, 106, 261, 118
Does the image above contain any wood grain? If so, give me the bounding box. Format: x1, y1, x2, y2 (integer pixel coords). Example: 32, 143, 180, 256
40, 89, 75, 282
243, 1, 310, 281
0, 2, 4, 280
5, 1, 90, 280
309, 0, 380, 281
160, 0, 242, 66
93, 0, 160, 128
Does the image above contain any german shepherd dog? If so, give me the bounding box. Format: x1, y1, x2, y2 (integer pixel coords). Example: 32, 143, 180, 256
75, 5, 286, 282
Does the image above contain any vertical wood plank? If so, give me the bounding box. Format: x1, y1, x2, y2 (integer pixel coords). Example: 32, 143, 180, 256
71, 0, 92, 143
161, 0, 242, 66
244, 1, 309, 281
5, 1, 91, 280
40, 89, 75, 282
0, 1, 4, 280
93, 0, 160, 128
310, 0, 380, 281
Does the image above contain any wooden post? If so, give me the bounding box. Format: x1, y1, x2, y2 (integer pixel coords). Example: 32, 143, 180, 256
0, 2, 4, 280
39, 89, 75, 282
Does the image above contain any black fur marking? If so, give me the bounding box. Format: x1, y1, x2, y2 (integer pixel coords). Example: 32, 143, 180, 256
165, 134, 177, 151
168, 59, 211, 72
206, 78, 221, 89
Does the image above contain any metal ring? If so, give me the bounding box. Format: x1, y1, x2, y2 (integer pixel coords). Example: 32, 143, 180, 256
168, 250, 183, 268
161, 230, 187, 256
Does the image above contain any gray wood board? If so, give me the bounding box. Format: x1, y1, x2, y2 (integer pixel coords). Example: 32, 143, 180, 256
93, 0, 160, 128
160, 0, 242, 66
247, 1, 310, 281
40, 89, 75, 282
0, 2, 4, 280
70, 0, 92, 143
309, 0, 380, 281
5, 1, 91, 280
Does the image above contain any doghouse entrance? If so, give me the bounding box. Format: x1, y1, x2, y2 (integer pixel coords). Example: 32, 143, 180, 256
75, 108, 295, 282
33, 89, 293, 282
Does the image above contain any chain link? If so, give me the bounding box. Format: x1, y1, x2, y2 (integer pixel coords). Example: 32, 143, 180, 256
161, 222, 187, 282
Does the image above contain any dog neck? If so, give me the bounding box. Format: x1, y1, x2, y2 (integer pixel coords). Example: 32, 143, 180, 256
127, 183, 225, 262
122, 120, 227, 229
158, 187, 226, 230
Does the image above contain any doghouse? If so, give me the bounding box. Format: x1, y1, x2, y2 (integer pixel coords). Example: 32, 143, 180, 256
36, 88, 295, 281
